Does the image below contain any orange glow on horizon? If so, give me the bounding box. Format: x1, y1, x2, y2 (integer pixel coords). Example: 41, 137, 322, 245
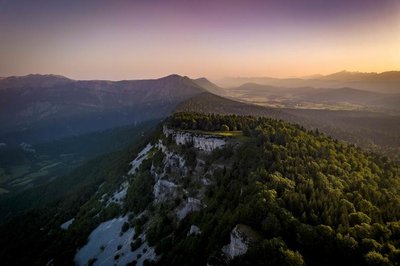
0, 0, 399, 80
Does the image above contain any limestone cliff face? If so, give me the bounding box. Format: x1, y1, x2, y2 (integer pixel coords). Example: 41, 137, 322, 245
151, 139, 206, 221
163, 126, 225, 152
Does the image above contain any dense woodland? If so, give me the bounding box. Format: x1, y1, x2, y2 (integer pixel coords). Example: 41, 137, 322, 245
158, 113, 400, 265
0, 112, 399, 265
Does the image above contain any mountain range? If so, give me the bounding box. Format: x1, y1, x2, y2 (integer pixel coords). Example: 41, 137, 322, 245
0, 74, 205, 145
219, 70, 400, 94
0, 72, 399, 266
1, 73, 399, 158
224, 82, 400, 113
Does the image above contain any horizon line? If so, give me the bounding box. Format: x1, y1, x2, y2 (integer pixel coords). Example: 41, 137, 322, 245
1, 69, 400, 82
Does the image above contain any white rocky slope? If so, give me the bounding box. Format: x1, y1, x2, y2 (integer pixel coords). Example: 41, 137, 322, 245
75, 144, 156, 266
75, 216, 155, 266
75, 127, 228, 266
128, 143, 153, 175
106, 181, 129, 206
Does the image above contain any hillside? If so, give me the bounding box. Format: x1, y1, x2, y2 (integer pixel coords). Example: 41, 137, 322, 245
369, 94, 400, 112
0, 74, 72, 89
175, 92, 296, 121
177, 93, 400, 160
0, 113, 399, 265
0, 120, 158, 223
0, 74, 205, 145
192, 78, 227, 96
321, 71, 400, 82
219, 71, 400, 93
225, 82, 396, 111
305, 87, 384, 105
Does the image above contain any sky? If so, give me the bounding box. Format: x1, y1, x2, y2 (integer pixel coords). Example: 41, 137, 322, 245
0, 0, 399, 80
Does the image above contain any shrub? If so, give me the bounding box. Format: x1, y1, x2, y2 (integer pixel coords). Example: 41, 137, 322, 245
364, 251, 390, 266
121, 222, 130, 233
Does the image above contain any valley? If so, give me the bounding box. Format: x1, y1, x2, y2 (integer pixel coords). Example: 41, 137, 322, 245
0, 121, 156, 195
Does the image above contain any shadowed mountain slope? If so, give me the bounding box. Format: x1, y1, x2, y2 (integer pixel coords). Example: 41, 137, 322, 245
0, 74, 206, 144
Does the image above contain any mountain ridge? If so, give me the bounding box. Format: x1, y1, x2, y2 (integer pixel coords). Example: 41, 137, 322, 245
218, 70, 400, 93
1, 112, 399, 265
0, 74, 208, 144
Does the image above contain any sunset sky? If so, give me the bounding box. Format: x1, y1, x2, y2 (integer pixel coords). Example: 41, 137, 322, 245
0, 0, 399, 80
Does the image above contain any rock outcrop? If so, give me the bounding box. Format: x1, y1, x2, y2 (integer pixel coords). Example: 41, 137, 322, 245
177, 197, 204, 220
187, 225, 202, 236
163, 126, 225, 152
222, 224, 258, 259
153, 179, 178, 202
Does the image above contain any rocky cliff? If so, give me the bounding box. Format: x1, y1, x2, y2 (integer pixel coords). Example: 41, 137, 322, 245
71, 126, 223, 266
163, 126, 226, 152
222, 224, 259, 260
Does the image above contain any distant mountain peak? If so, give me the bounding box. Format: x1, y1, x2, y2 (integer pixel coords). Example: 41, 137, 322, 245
158, 74, 183, 80
0, 74, 72, 89
192, 77, 226, 96
7, 73, 71, 81
27, 73, 70, 78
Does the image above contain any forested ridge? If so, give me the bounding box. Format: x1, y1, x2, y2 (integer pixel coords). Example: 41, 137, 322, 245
176, 93, 400, 160
159, 113, 400, 265
0, 112, 399, 266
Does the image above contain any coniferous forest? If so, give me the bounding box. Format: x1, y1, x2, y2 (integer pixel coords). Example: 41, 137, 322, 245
159, 113, 400, 265
0, 112, 399, 266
